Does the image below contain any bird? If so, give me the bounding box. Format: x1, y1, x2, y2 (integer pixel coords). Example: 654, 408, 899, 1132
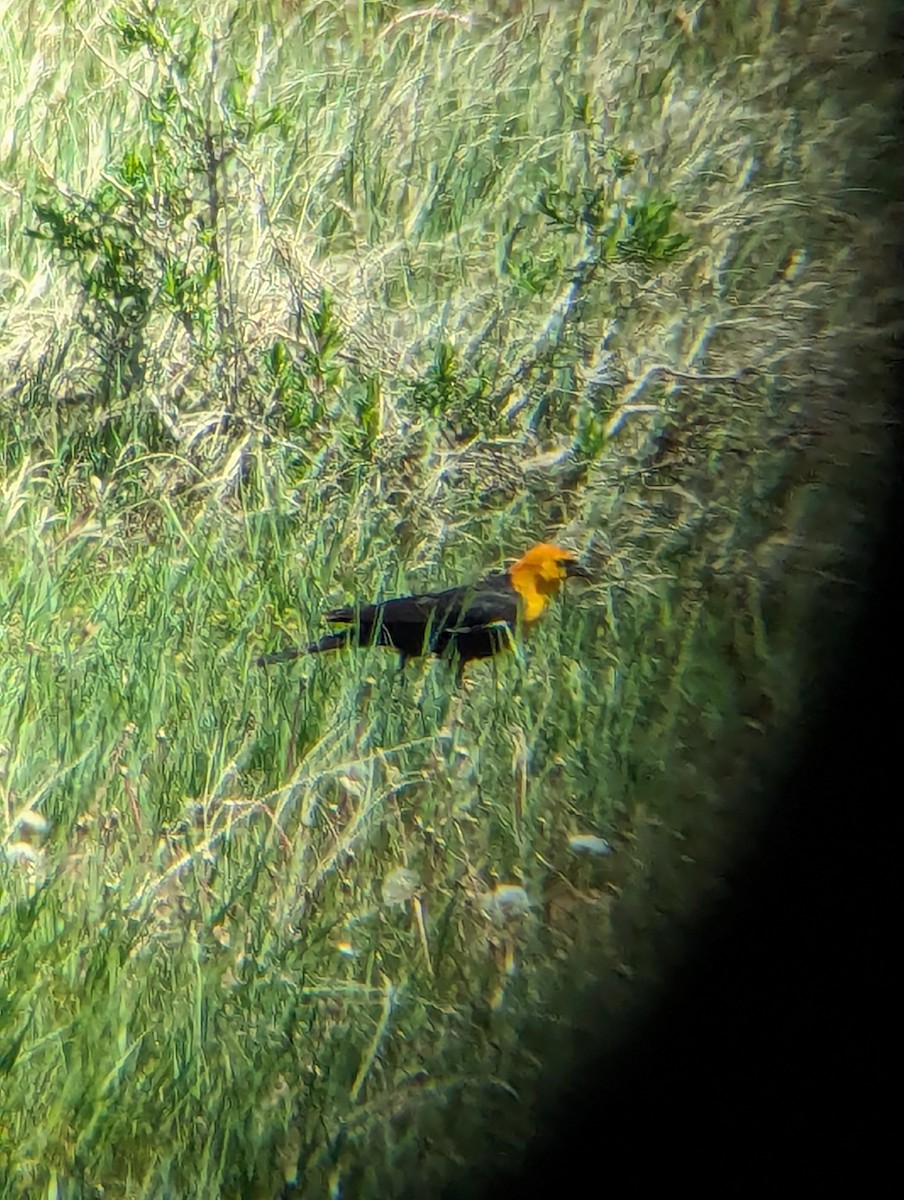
255, 543, 590, 677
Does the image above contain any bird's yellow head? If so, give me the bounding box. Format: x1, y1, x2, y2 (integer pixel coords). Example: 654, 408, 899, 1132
507, 543, 589, 622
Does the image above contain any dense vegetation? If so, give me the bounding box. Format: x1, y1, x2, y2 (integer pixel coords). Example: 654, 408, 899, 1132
0, 1, 895, 1195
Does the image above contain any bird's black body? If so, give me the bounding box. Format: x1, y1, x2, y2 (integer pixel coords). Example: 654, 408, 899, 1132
259, 573, 519, 670
325, 572, 519, 663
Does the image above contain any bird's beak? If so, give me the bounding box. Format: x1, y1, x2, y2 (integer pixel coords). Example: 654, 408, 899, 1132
564, 560, 592, 581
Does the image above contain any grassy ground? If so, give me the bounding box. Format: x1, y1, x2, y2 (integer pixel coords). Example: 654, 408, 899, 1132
0, 0, 897, 1195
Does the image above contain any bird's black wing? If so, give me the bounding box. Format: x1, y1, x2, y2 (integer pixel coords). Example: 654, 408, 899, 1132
428, 575, 520, 662
436, 575, 518, 627
324, 574, 519, 659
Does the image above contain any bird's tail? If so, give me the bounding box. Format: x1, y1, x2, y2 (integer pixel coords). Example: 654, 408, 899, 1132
255, 631, 352, 667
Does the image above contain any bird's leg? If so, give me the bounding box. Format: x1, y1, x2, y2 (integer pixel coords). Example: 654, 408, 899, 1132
443, 684, 467, 753
502, 622, 527, 671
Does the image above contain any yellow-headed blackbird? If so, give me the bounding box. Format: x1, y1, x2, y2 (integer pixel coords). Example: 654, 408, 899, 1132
256, 543, 589, 675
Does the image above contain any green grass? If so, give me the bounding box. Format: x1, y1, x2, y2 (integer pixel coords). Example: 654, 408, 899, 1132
0, 0, 896, 1195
